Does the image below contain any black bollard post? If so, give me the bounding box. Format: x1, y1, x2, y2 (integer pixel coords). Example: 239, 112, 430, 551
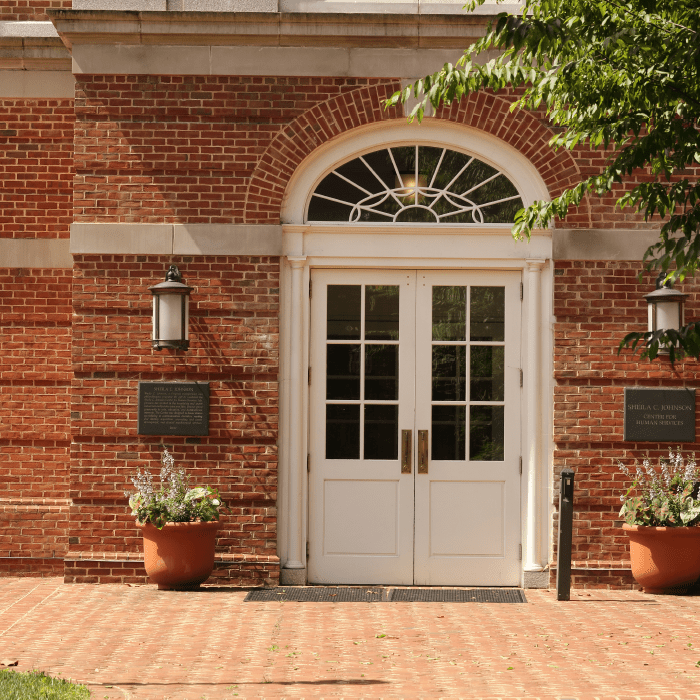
556, 468, 575, 601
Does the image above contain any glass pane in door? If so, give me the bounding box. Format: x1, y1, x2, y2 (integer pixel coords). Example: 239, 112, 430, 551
326, 284, 400, 460
327, 285, 361, 339
469, 406, 504, 461
432, 286, 466, 341
326, 404, 360, 459
365, 286, 399, 340
470, 287, 505, 341
431, 285, 506, 461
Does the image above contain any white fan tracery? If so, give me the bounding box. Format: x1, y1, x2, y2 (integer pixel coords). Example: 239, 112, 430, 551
308, 145, 524, 224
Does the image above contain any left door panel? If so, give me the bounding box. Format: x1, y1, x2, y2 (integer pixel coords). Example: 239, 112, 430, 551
308, 270, 416, 584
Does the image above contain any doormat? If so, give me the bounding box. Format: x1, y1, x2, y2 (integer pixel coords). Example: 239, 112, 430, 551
244, 587, 527, 603
245, 587, 386, 602
390, 588, 527, 603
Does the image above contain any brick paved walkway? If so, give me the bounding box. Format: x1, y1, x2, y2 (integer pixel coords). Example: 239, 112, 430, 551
2, 578, 700, 699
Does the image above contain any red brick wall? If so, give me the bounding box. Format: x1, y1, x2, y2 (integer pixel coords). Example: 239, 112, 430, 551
0, 267, 72, 569
0, 0, 71, 22
552, 260, 700, 588
67, 254, 279, 584
4, 71, 695, 588
0, 96, 74, 575
73, 76, 399, 224
0, 99, 74, 239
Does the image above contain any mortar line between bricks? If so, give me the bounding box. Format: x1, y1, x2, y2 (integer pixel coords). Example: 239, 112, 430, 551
0, 585, 61, 639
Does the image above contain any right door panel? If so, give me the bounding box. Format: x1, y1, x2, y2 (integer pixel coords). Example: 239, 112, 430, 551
413, 271, 522, 586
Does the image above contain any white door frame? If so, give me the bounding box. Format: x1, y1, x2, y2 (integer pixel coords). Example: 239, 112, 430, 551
305, 268, 525, 586
277, 121, 553, 588
278, 232, 553, 588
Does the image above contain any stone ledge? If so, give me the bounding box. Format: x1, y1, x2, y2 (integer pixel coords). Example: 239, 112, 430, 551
68, 0, 522, 12
49, 10, 491, 50
0, 239, 72, 268
70, 223, 283, 256
0, 22, 59, 38
0, 36, 72, 70
553, 228, 662, 261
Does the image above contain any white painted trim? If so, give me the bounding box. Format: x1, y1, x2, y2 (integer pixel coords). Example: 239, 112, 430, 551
277, 119, 554, 580
523, 258, 546, 575
277, 230, 554, 583
284, 255, 308, 573
277, 247, 553, 582
281, 120, 552, 225
70, 223, 282, 255
0, 238, 72, 268
0, 71, 75, 99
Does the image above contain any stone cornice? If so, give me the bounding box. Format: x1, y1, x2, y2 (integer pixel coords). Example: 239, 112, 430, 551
48, 9, 489, 49
0, 36, 71, 70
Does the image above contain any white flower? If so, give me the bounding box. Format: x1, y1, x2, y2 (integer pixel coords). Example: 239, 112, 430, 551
212, 499, 220, 506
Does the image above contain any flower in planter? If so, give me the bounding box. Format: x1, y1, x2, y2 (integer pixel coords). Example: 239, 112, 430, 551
618, 449, 700, 527
125, 449, 227, 529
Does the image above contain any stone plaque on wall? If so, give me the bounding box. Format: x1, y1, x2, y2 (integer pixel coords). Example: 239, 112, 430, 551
138, 382, 209, 436
623, 388, 696, 442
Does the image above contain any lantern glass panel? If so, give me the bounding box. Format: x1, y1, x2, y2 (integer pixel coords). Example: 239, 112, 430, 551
655, 300, 681, 331
157, 293, 185, 342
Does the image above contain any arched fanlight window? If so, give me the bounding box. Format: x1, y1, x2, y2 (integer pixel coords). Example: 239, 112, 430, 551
307, 145, 524, 224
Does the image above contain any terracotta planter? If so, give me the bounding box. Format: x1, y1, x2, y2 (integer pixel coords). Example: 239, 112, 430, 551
623, 523, 700, 594
137, 520, 220, 590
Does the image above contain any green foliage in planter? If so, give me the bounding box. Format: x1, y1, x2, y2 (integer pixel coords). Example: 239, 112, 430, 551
619, 449, 700, 527
0, 669, 90, 700
125, 449, 227, 530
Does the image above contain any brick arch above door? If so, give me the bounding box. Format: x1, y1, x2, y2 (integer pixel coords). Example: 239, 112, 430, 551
243, 84, 587, 226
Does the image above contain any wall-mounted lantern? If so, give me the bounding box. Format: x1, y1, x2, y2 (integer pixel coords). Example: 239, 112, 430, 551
645, 272, 688, 337
150, 265, 192, 351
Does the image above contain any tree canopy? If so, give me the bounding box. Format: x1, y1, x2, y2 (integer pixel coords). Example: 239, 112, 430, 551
386, 0, 700, 360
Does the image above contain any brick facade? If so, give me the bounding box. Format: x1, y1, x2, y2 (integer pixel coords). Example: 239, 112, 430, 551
551, 262, 700, 588
66, 254, 279, 584
0, 99, 73, 239
0, 0, 71, 23
73, 76, 400, 224
0, 267, 72, 575
3, 11, 700, 588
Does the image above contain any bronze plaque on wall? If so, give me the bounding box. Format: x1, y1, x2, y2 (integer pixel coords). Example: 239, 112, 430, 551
138, 382, 209, 436
624, 387, 696, 442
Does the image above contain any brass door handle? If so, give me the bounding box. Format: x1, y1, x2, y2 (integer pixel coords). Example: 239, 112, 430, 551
401, 429, 412, 473
418, 430, 429, 474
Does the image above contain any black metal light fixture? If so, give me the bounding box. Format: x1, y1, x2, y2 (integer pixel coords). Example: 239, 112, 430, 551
645, 272, 688, 337
150, 265, 192, 351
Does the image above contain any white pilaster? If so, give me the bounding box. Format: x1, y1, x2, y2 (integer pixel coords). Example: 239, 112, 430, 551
524, 258, 546, 573
283, 255, 307, 580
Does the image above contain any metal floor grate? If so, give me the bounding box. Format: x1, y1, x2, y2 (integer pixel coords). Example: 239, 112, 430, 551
389, 588, 527, 603
245, 587, 386, 602
245, 587, 527, 603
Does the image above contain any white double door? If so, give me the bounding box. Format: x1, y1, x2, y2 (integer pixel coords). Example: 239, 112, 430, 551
308, 269, 522, 586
